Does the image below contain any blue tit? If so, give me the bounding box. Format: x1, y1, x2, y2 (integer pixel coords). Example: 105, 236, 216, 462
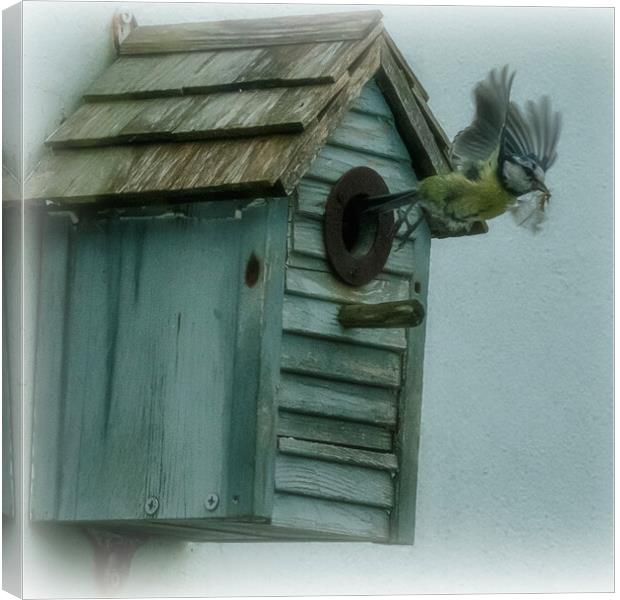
363, 65, 562, 237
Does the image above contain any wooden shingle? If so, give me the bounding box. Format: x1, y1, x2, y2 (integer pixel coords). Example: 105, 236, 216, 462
25, 9, 457, 226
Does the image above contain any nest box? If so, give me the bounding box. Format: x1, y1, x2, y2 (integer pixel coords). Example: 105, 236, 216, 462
25, 10, 485, 543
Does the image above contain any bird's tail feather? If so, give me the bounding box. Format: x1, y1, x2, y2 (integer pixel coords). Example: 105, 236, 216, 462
361, 188, 418, 215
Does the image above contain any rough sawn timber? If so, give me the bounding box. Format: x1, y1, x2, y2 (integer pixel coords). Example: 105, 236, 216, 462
120, 10, 383, 54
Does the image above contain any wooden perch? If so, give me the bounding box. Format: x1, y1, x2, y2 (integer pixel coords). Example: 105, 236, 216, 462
338, 299, 425, 329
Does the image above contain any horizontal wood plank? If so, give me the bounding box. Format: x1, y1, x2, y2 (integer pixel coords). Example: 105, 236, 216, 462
273, 492, 390, 541
278, 410, 392, 451
327, 109, 409, 161
279, 438, 398, 472
278, 372, 397, 426
120, 11, 383, 54
349, 78, 394, 118
283, 293, 406, 350
275, 454, 394, 508
280, 332, 402, 388
292, 215, 416, 276
47, 78, 347, 148
305, 144, 418, 188
285, 266, 409, 304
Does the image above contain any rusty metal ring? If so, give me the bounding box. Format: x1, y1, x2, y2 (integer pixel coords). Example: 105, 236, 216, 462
324, 167, 395, 287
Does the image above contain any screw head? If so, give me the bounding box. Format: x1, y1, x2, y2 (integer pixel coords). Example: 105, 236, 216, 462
144, 496, 159, 515
205, 493, 219, 511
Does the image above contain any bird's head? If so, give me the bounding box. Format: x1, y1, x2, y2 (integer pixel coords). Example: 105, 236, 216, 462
501, 154, 549, 197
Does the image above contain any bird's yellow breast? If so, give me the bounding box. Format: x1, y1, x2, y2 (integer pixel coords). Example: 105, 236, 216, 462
419, 165, 516, 224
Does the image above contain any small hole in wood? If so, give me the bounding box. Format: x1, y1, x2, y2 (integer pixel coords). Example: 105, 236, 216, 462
414, 281, 422, 294
245, 253, 260, 287
341, 194, 379, 258
232, 495, 240, 504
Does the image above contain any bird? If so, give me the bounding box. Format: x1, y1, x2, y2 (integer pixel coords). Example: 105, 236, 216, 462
363, 65, 562, 238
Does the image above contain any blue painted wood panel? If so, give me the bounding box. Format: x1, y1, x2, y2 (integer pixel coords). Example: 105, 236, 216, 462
31, 199, 288, 523
277, 78, 430, 543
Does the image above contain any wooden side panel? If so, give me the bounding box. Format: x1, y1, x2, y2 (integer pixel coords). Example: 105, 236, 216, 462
31, 200, 285, 523
120, 10, 382, 54
274, 77, 430, 544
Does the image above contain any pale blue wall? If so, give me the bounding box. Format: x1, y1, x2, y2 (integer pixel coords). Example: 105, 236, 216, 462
16, 2, 613, 595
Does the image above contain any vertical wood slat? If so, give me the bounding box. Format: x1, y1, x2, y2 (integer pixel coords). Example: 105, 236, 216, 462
2, 205, 22, 519
247, 198, 289, 517
389, 219, 432, 545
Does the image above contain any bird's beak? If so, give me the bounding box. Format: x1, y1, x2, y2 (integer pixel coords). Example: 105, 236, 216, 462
533, 178, 550, 196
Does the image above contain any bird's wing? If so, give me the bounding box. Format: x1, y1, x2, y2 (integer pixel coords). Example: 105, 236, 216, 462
503, 96, 562, 171
449, 65, 515, 178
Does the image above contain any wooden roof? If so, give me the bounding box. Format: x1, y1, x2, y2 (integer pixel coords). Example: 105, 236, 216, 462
25, 11, 455, 210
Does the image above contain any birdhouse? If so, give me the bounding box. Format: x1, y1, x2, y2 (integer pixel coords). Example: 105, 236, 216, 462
26, 10, 485, 544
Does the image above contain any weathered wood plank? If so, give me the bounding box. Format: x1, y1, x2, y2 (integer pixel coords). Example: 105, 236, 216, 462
305, 143, 418, 189
279, 438, 398, 472
120, 10, 383, 55
292, 215, 416, 276
275, 454, 394, 508
278, 371, 397, 426
47, 78, 347, 148
25, 136, 291, 204
279, 37, 382, 195
390, 219, 432, 545
327, 109, 409, 161
273, 492, 390, 541
338, 298, 425, 329
85, 43, 348, 101
228, 198, 289, 520
349, 78, 394, 119
286, 266, 409, 304
30, 204, 283, 522
294, 176, 424, 242
283, 293, 406, 350
286, 251, 334, 274
382, 31, 429, 102
278, 410, 392, 451
280, 332, 402, 388
377, 39, 450, 177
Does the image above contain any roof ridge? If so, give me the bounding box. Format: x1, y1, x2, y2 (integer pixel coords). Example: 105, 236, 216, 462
120, 10, 383, 55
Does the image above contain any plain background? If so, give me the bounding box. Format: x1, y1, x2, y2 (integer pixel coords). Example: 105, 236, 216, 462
4, 1, 613, 596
